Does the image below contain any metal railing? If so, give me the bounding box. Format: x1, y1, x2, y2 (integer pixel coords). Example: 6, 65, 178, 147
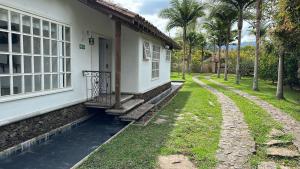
83, 71, 112, 107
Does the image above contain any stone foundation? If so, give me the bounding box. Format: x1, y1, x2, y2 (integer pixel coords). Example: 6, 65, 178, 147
0, 104, 89, 152
135, 82, 172, 102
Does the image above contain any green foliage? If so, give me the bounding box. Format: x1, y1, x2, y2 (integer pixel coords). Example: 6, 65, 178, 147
259, 52, 278, 83
284, 55, 299, 87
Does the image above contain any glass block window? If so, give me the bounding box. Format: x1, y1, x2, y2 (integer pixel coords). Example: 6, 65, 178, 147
166, 50, 171, 61
152, 45, 160, 79
0, 6, 71, 98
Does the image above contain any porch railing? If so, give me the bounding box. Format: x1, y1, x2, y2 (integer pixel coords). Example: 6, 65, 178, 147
82, 71, 112, 107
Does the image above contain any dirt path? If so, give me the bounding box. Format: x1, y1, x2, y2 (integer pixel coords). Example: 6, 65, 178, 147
207, 77, 300, 151
193, 77, 255, 169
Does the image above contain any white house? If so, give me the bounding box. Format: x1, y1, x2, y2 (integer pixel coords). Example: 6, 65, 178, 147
0, 0, 180, 152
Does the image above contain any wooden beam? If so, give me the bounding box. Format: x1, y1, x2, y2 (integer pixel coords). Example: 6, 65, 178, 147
115, 21, 122, 109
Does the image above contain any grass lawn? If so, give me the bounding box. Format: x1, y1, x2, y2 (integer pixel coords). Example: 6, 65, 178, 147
78, 74, 222, 169
200, 76, 299, 167
209, 74, 300, 122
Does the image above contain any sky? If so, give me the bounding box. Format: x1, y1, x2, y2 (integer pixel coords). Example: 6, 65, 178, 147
110, 0, 255, 43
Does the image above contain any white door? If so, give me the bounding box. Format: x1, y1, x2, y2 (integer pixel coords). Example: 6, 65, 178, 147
99, 38, 112, 94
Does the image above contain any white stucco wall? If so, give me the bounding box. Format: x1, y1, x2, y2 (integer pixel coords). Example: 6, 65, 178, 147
0, 0, 171, 126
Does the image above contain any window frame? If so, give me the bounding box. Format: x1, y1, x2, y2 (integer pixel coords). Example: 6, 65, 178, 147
143, 41, 151, 61
166, 50, 171, 61
0, 5, 72, 102
151, 44, 160, 80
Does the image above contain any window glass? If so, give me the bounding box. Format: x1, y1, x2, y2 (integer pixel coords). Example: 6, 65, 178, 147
24, 75, 32, 93
52, 57, 57, 72
13, 55, 21, 73
65, 27, 70, 41
52, 74, 58, 89
34, 56, 41, 73
44, 74, 50, 90
66, 43, 70, 57
11, 12, 20, 32
43, 21, 49, 37
0, 31, 9, 52
58, 25, 64, 41
43, 38, 50, 55
166, 50, 171, 61
24, 55, 32, 73
34, 75, 41, 91
51, 23, 57, 39
13, 76, 22, 94
0, 76, 10, 96
59, 58, 64, 73
22, 15, 31, 34
0, 8, 8, 30
44, 57, 50, 72
51, 40, 57, 56
0, 54, 9, 74
12, 33, 21, 53
23, 35, 32, 54
66, 73, 71, 87
66, 58, 71, 72
33, 37, 41, 54
33, 18, 41, 36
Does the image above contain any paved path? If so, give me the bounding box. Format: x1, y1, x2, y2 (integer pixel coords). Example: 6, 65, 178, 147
207, 77, 300, 151
193, 77, 255, 169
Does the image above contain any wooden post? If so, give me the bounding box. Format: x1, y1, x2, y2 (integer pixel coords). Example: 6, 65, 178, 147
115, 21, 122, 109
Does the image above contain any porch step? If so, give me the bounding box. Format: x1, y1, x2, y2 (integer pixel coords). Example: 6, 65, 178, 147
119, 103, 155, 121
120, 95, 134, 104
106, 99, 144, 115
84, 95, 134, 109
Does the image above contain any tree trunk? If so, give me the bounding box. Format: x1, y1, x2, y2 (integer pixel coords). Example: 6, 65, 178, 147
188, 45, 192, 74
276, 51, 284, 99
213, 39, 217, 74
200, 45, 204, 72
224, 25, 231, 81
182, 26, 186, 80
236, 11, 243, 84
253, 0, 262, 91
217, 44, 221, 78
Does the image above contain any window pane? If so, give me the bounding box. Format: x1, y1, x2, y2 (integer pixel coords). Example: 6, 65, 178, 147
12, 33, 21, 53
58, 25, 64, 41
11, 12, 21, 32
51, 40, 57, 56
23, 35, 32, 54
66, 73, 71, 87
43, 21, 49, 37
51, 23, 57, 39
59, 58, 64, 73
0, 54, 9, 74
44, 57, 50, 72
43, 38, 50, 55
59, 73, 64, 88
13, 76, 22, 94
33, 18, 40, 35
0, 31, 9, 52
24, 55, 32, 73
52, 57, 57, 72
33, 37, 41, 54
34, 75, 41, 91
24, 75, 32, 93
13, 55, 21, 73
0, 76, 10, 96
66, 58, 71, 72
66, 43, 70, 57
34, 56, 41, 73
52, 74, 58, 89
58, 42, 64, 56
0, 8, 8, 30
44, 74, 50, 90
65, 27, 70, 41
22, 15, 31, 34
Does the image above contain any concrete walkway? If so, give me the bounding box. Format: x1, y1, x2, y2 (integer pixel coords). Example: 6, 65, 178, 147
193, 77, 255, 169
207, 77, 300, 151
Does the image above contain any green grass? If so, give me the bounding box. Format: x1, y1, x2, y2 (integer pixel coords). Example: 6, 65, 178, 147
200, 76, 299, 167
171, 72, 186, 81
78, 74, 222, 169
209, 74, 300, 122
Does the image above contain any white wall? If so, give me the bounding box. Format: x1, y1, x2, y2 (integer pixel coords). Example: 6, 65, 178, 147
137, 34, 171, 93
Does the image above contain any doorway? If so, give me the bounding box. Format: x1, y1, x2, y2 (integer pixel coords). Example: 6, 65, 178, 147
99, 38, 112, 94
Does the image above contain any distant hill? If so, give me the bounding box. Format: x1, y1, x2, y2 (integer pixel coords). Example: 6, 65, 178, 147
229, 42, 256, 50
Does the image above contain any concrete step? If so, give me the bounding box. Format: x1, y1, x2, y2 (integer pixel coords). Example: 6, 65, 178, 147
267, 147, 300, 158
119, 103, 155, 121
106, 99, 144, 115
84, 95, 134, 109
264, 140, 293, 147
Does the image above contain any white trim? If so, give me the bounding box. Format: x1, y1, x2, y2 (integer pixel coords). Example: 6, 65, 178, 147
0, 96, 84, 127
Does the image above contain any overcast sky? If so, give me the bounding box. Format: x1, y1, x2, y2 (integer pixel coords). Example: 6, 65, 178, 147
111, 0, 255, 43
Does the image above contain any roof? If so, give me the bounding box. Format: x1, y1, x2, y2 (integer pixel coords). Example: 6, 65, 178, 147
78, 0, 181, 50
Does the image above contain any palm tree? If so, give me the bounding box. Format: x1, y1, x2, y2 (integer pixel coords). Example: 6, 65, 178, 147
219, 0, 256, 84
186, 32, 204, 74
160, 0, 205, 79
210, 4, 238, 80
252, 0, 263, 91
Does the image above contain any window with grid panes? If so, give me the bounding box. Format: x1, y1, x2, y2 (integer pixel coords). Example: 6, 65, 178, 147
152, 45, 160, 79
0, 6, 71, 97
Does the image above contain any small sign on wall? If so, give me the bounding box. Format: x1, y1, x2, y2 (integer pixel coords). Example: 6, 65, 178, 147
79, 44, 86, 50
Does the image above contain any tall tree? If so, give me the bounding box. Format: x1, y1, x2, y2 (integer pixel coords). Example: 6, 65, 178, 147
186, 32, 205, 73
219, 0, 256, 84
160, 0, 205, 79
253, 0, 263, 91
210, 4, 238, 80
